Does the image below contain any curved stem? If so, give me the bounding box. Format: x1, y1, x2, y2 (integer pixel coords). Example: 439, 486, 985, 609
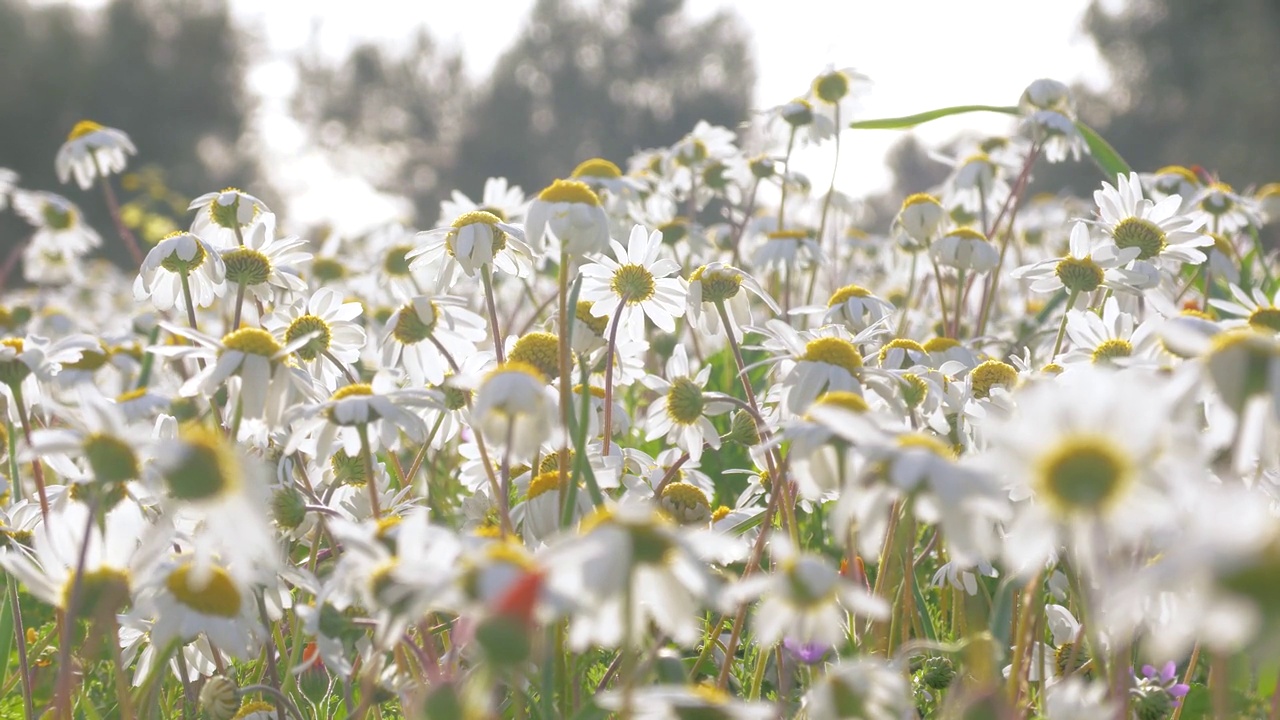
481, 265, 505, 364
101, 178, 145, 266
601, 294, 629, 455
231, 282, 246, 330
356, 423, 380, 519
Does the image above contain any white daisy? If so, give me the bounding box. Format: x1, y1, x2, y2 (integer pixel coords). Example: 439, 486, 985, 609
1092, 171, 1213, 268
1060, 297, 1163, 367
1208, 283, 1280, 333
262, 287, 366, 387
580, 224, 687, 338
133, 231, 226, 312
380, 296, 487, 387
55, 120, 137, 190
687, 262, 778, 342
1011, 221, 1150, 302
220, 212, 311, 308
641, 345, 731, 464
524, 178, 610, 257
188, 187, 270, 248
408, 210, 532, 283
438, 176, 527, 225
11, 190, 102, 255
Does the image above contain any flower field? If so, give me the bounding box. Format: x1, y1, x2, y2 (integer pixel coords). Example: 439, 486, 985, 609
2, 71, 1279, 719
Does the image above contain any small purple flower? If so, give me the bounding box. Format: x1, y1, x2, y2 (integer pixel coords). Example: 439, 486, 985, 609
1141, 661, 1190, 701
1131, 660, 1189, 719
783, 637, 829, 665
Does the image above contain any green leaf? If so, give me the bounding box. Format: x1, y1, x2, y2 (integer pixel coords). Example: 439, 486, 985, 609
849, 105, 1019, 130
1075, 120, 1131, 179
912, 575, 938, 642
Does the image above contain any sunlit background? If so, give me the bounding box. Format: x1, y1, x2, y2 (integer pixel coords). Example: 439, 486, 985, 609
6, 0, 1275, 256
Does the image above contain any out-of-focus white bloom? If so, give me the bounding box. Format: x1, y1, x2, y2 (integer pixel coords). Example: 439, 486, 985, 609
932, 227, 999, 272
55, 120, 136, 190
525, 178, 610, 257
471, 361, 557, 462
134, 231, 226, 311
188, 187, 270, 248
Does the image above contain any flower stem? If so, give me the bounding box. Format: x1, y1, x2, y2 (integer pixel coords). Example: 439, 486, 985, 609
806, 103, 841, 307
601, 294, 628, 455
10, 383, 49, 522
356, 423, 381, 519
481, 265, 505, 364
557, 251, 573, 497
179, 271, 200, 331
101, 177, 145, 266
7, 577, 34, 720
1051, 290, 1080, 359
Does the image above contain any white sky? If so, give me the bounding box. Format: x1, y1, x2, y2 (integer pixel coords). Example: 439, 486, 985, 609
48, 0, 1115, 231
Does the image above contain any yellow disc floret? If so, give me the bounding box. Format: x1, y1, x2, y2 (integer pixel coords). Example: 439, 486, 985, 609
571, 158, 623, 179
509, 332, 561, 380
166, 563, 243, 618
221, 327, 282, 357
1034, 434, 1134, 516
538, 179, 600, 206
802, 337, 863, 374
969, 359, 1017, 399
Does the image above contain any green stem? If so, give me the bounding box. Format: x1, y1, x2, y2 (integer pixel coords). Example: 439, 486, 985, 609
1051, 290, 1080, 359
11, 383, 49, 521
7, 577, 34, 720
357, 423, 381, 519
481, 265, 505, 364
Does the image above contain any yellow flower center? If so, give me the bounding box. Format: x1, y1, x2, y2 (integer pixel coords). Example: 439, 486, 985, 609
164, 424, 240, 501
64, 347, 109, 372
84, 433, 140, 483
452, 210, 501, 228
311, 257, 347, 282
711, 505, 731, 523
1034, 435, 1134, 516
690, 265, 743, 303
1112, 217, 1167, 260
286, 314, 333, 361
330, 383, 373, 401
828, 284, 873, 306
67, 119, 105, 141
659, 481, 711, 524
487, 360, 548, 386
233, 701, 277, 720
571, 157, 622, 179
574, 301, 610, 337
509, 332, 561, 380
611, 264, 656, 303
923, 337, 959, 353
1055, 256, 1105, 293
166, 563, 242, 618
208, 188, 254, 229
382, 244, 415, 276
221, 327, 283, 357
526, 471, 563, 501
897, 432, 955, 459
42, 202, 76, 231
813, 390, 869, 414
391, 301, 438, 345
813, 71, 850, 104
802, 337, 863, 374
878, 338, 925, 366
159, 234, 207, 275
63, 567, 131, 619
537, 179, 600, 206
666, 376, 706, 424
903, 193, 942, 209
222, 247, 272, 286
946, 227, 988, 243
782, 98, 814, 127
1091, 338, 1133, 364
767, 229, 809, 241
1248, 307, 1280, 333
970, 359, 1017, 398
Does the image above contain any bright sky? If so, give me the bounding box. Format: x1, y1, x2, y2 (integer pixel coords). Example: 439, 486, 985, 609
49, 0, 1115, 231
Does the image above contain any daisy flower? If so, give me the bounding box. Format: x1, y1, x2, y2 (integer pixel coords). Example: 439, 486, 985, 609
752, 319, 879, 414
525, 178, 610, 257
438, 176, 527, 225
894, 193, 946, 246
408, 210, 532, 283
569, 157, 646, 198
22, 389, 152, 486
471, 361, 557, 463
1092, 171, 1213, 268
1011, 221, 1149, 302
285, 375, 434, 462
1020, 109, 1086, 164
763, 97, 836, 146
153, 323, 320, 422
11, 190, 102, 255
687, 262, 778, 341
725, 539, 886, 649
931, 227, 999, 273
751, 228, 822, 274
821, 283, 897, 332
262, 287, 366, 386
807, 65, 871, 128
0, 332, 100, 411
188, 187, 270, 248
976, 366, 1200, 576
641, 345, 731, 463
1210, 283, 1280, 333
133, 231, 226, 311
803, 658, 915, 720
55, 120, 137, 190
1190, 181, 1262, 234
1060, 297, 1163, 367
596, 685, 774, 720
141, 554, 263, 659
380, 296, 487, 386
220, 213, 310, 307
580, 224, 687, 338
1019, 78, 1075, 115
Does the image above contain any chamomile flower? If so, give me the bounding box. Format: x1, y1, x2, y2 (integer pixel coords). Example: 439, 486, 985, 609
1210, 283, 1280, 333
285, 376, 434, 462
931, 227, 999, 272
580, 224, 687, 337
596, 685, 774, 720
1011, 221, 1148, 302
1020, 78, 1075, 115
725, 539, 886, 649
438, 176, 527, 225
807, 65, 871, 126
525, 178, 610, 257
1093, 172, 1213, 268
894, 193, 946, 246
154, 323, 319, 423
1021, 110, 1086, 164
1060, 297, 1163, 367
641, 346, 730, 463
133, 231, 226, 311
0, 332, 100, 412
687, 262, 778, 341
753, 319, 877, 414
142, 555, 263, 659
471, 361, 557, 462
220, 213, 310, 307
822, 283, 897, 332
22, 389, 152, 486
803, 658, 915, 720
12, 190, 102, 255
262, 287, 366, 386
380, 296, 486, 386
408, 210, 532, 283
55, 120, 137, 190
570, 157, 646, 198
976, 366, 1199, 576
1190, 181, 1262, 234
188, 188, 270, 248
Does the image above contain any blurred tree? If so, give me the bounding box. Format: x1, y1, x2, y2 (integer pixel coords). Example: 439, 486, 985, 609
292, 30, 469, 225
1080, 0, 1280, 188
0, 0, 259, 263
291, 0, 756, 227
451, 0, 754, 217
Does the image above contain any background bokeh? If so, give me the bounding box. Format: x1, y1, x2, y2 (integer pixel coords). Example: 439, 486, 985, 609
3, 0, 1277, 261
